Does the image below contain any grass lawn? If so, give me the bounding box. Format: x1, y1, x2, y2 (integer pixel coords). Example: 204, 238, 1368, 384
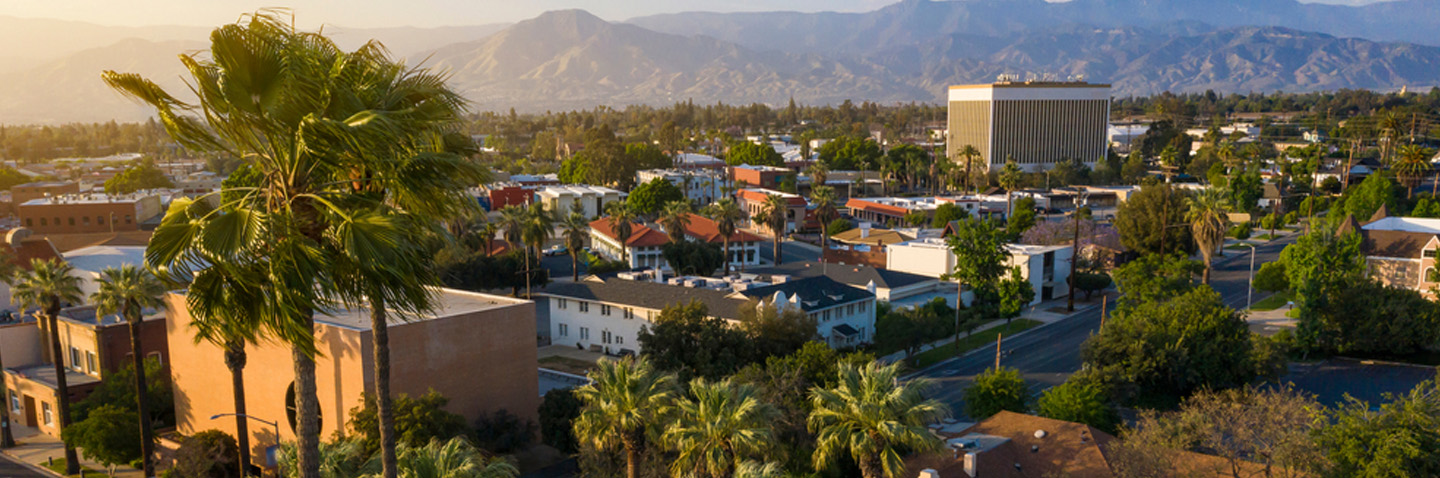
1250, 291, 1292, 311
538, 355, 599, 376
1225, 243, 1252, 250
1285, 308, 1299, 319
907, 319, 1043, 370
42, 458, 99, 477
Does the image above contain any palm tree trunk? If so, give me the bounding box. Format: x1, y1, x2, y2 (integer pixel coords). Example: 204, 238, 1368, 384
370, 296, 399, 478
722, 237, 731, 276
571, 253, 579, 281
47, 309, 79, 475
127, 309, 155, 477
1201, 255, 1213, 285
293, 315, 321, 478
624, 440, 640, 478
772, 233, 782, 266
224, 340, 252, 478
820, 223, 828, 252
525, 248, 533, 298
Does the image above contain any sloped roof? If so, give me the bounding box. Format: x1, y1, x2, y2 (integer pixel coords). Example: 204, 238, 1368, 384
736, 275, 873, 310
589, 217, 669, 248
846, 198, 910, 217
1, 237, 62, 270
682, 214, 763, 244
537, 275, 873, 319
42, 231, 152, 253
747, 261, 934, 291
830, 227, 910, 246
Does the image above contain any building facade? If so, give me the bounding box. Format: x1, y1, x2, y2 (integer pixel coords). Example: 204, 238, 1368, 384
589, 214, 764, 271
729, 165, 793, 190
886, 238, 1072, 305
18, 193, 163, 234
737, 188, 809, 234
947, 81, 1111, 172
534, 185, 625, 219
636, 169, 732, 205
10, 182, 80, 206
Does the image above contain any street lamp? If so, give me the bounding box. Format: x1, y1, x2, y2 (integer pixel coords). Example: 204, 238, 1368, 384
1244, 243, 1258, 310
210, 413, 282, 468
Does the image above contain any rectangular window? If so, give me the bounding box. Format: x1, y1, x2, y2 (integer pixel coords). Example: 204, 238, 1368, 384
602, 330, 612, 344
860, 302, 869, 312
82, 216, 90, 225
70, 348, 81, 371
42, 402, 53, 426
847, 304, 855, 315
97, 215, 105, 225
125, 215, 132, 224
580, 327, 590, 340
624, 308, 633, 319
558, 298, 568, 310
558, 323, 568, 337
8, 391, 18, 413
579, 302, 590, 313
39, 218, 47, 226
68, 217, 75, 226
601, 305, 611, 316
823, 310, 831, 321
617, 336, 624, 345
25, 219, 32, 227
1426, 249, 1438, 259
85, 352, 97, 374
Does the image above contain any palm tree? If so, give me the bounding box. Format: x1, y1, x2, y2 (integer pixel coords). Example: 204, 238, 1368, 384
384, 438, 519, 478
958, 145, 981, 194
810, 186, 839, 250
658, 201, 693, 244
1379, 111, 1404, 165
809, 362, 948, 478
185, 265, 267, 477
574, 357, 677, 478
90, 265, 166, 476
605, 200, 636, 267
105, 14, 482, 478
706, 198, 744, 275
1394, 145, 1434, 199
477, 222, 499, 256
0, 250, 16, 449
665, 378, 776, 478
1186, 187, 1231, 284
998, 159, 1023, 218
560, 207, 591, 281
807, 162, 829, 190
498, 205, 527, 255
521, 202, 555, 297
758, 194, 790, 266
11, 259, 84, 474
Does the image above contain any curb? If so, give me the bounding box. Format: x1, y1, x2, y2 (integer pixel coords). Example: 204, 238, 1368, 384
902, 300, 1106, 380
1, 449, 63, 478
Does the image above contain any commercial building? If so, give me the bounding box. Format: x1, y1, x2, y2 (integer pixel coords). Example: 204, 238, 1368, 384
845, 196, 1005, 226
737, 188, 809, 233
534, 185, 625, 219
885, 238, 1072, 304
730, 164, 793, 190
537, 273, 875, 353
10, 182, 80, 206
166, 288, 537, 467
946, 81, 1111, 172
588, 214, 764, 271
63, 244, 147, 300
17, 192, 163, 234
636, 169, 732, 205
472, 183, 535, 212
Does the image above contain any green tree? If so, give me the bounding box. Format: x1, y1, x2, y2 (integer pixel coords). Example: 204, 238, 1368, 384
387, 437, 519, 478
605, 200, 637, 265
736, 301, 818, 360
62, 404, 142, 471
808, 362, 948, 478
826, 218, 853, 237
629, 178, 685, 217
574, 357, 678, 478
998, 160, 1023, 217
171, 430, 240, 478
11, 259, 85, 473
1306, 278, 1440, 355
560, 205, 590, 281
90, 265, 166, 476
1282, 227, 1366, 351
1332, 173, 1401, 224
758, 194, 789, 265
1253, 262, 1289, 293
1186, 187, 1231, 284
995, 267, 1035, 324
522, 201, 555, 297
626, 142, 672, 171
963, 366, 1032, 419
1120, 152, 1148, 184
726, 141, 783, 167
665, 379, 777, 478
943, 218, 1010, 344
0, 167, 32, 191
1110, 253, 1200, 312
929, 202, 969, 229
1072, 273, 1113, 301
538, 388, 583, 453
1394, 145, 1435, 199
658, 200, 693, 243
1035, 374, 1119, 434
1006, 196, 1037, 238
1114, 182, 1195, 256
817, 136, 881, 171
345, 391, 470, 459
661, 240, 725, 276
638, 301, 756, 380
810, 186, 839, 249
104, 157, 175, 194
705, 198, 745, 275
1316, 377, 1440, 477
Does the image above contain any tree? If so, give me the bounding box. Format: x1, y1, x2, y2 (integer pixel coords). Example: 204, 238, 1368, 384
1114, 182, 1195, 256
995, 267, 1035, 324
1110, 253, 1201, 312
345, 391, 470, 459
108, 15, 485, 478
726, 141, 783, 167
390, 437, 519, 478
1186, 187, 1232, 284
706, 198, 745, 275
665, 379, 777, 478
72, 358, 172, 429
1035, 374, 1119, 434
963, 367, 1031, 419
1082, 287, 1255, 407
1253, 262, 1289, 293
998, 160, 1023, 217
90, 265, 165, 476
574, 357, 678, 478
1281, 227, 1366, 351
810, 186, 839, 250
606, 200, 637, 265
62, 404, 142, 472
807, 161, 829, 189
874, 305, 950, 362
1006, 196, 1037, 238
817, 136, 881, 171
11, 259, 85, 474
826, 219, 853, 237
944, 218, 1010, 345
626, 142, 672, 171
930, 202, 969, 229
472, 410, 536, 455
809, 362, 947, 478
560, 206, 590, 281
171, 430, 240, 478
1305, 278, 1440, 355
639, 301, 756, 380
0, 167, 32, 191
1316, 377, 1440, 477
629, 178, 686, 217
522, 201, 556, 296
902, 210, 928, 228
103, 157, 174, 194
498, 205, 527, 253
737, 301, 818, 360
662, 240, 726, 276
758, 194, 789, 265
1072, 273, 1112, 301
658, 200, 693, 243
1394, 145, 1435, 199
956, 145, 982, 193
538, 388, 583, 453
1332, 173, 1401, 224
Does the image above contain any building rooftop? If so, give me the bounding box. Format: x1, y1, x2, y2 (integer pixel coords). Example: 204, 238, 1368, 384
535, 185, 624, 197
44, 231, 154, 252
731, 164, 791, 172
950, 80, 1111, 89
7, 364, 101, 389
745, 261, 936, 291
20, 191, 159, 206
63, 245, 147, 273
1361, 216, 1440, 234
314, 288, 530, 331
12, 181, 75, 189
590, 218, 670, 248
679, 214, 764, 244
538, 274, 871, 319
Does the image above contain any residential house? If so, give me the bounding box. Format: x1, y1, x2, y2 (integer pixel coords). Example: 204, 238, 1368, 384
886, 238, 1073, 304
737, 188, 809, 233
743, 261, 954, 308
636, 169, 732, 205
846, 196, 1005, 226
1338, 209, 1440, 295
589, 214, 764, 271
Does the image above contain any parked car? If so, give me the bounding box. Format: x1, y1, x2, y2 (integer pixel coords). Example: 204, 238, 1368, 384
543, 245, 567, 257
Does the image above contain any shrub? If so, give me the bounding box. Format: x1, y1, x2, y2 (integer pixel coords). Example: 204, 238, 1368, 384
1283, 211, 1298, 225
1229, 222, 1252, 240
538, 388, 582, 453
171, 430, 239, 478
473, 409, 536, 455
827, 218, 853, 237
1253, 262, 1289, 292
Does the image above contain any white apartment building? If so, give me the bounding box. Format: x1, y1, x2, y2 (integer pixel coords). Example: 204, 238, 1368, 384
886, 238, 1073, 305
534, 185, 625, 219
588, 214, 764, 271
635, 169, 732, 205
536, 273, 876, 354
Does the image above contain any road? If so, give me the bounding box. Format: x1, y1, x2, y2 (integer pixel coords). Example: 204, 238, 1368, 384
758, 238, 823, 265
0, 454, 46, 478
919, 234, 1298, 419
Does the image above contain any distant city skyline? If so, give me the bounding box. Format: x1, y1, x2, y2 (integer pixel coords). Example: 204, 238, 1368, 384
0, 0, 1396, 29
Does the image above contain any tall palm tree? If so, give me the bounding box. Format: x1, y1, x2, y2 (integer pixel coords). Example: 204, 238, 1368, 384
561, 206, 590, 281
185, 264, 267, 477
0, 250, 16, 449
605, 200, 636, 266
658, 201, 693, 244
477, 222, 499, 256
574, 357, 677, 478
1378, 111, 1404, 165
706, 198, 744, 275
1394, 145, 1434, 199
665, 378, 776, 478
521, 202, 555, 297
498, 205, 527, 255
11, 259, 84, 474
958, 145, 980, 194
808, 362, 948, 478
1186, 187, 1231, 284
90, 265, 166, 476
810, 186, 838, 251
758, 195, 790, 266
105, 13, 482, 478
807, 162, 829, 190
998, 159, 1023, 218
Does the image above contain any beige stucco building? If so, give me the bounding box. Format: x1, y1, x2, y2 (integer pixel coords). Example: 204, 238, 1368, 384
947, 81, 1111, 172
166, 288, 539, 466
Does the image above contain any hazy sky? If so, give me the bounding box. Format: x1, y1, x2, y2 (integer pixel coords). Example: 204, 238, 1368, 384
0, 0, 1391, 28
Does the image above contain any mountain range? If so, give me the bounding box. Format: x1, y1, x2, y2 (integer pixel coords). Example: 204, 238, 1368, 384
2, 0, 1440, 124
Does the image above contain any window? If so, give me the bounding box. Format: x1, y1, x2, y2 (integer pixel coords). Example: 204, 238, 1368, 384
25, 219, 31, 227
39, 218, 46, 226
9, 390, 18, 413
124, 215, 132, 224
580, 327, 590, 340
579, 302, 589, 313
602, 330, 612, 344
42, 402, 53, 426
558, 298, 568, 310
1427, 249, 1438, 259
70, 348, 81, 371
67, 217, 75, 226
847, 304, 855, 315
624, 308, 634, 319
601, 305, 612, 316
859, 302, 869, 312
147, 351, 163, 365
97, 215, 105, 225
822, 310, 831, 322
558, 323, 569, 337
616, 336, 624, 345
85, 351, 97, 374
82, 216, 90, 226
53, 217, 59, 226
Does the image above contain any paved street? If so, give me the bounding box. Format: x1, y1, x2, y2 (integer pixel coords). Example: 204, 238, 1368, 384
918, 232, 1298, 419
0, 454, 47, 478
757, 239, 822, 265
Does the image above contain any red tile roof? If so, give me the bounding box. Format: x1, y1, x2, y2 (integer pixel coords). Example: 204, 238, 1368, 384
739, 189, 806, 206
682, 214, 763, 244
846, 198, 909, 217
1, 238, 62, 271
589, 218, 669, 248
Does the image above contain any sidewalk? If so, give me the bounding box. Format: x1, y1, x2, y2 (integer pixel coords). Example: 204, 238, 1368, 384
879, 292, 1113, 364
2, 426, 143, 478
1246, 303, 1298, 335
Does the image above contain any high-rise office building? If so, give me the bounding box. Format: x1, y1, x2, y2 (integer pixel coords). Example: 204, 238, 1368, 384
946, 81, 1111, 172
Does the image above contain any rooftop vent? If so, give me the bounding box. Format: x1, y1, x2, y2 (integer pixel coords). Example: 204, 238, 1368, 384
1033, 430, 1047, 439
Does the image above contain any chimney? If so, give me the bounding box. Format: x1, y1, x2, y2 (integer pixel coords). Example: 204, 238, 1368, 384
860, 222, 871, 239
963, 452, 978, 478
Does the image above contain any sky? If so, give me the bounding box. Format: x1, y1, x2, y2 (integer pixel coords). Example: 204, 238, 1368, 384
0, 0, 1392, 28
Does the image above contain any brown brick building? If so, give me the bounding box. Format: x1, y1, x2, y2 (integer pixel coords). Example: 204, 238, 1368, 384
17, 193, 163, 234
165, 288, 539, 466
10, 182, 80, 206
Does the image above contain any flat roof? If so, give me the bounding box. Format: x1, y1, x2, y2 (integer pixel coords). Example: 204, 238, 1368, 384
7, 364, 101, 389
63, 245, 147, 273
20, 192, 158, 206
534, 184, 623, 196
313, 288, 529, 331
950, 81, 1111, 89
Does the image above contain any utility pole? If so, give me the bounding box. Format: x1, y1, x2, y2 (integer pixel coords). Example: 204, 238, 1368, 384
994, 333, 1003, 370
1099, 295, 1108, 329
1068, 193, 1086, 312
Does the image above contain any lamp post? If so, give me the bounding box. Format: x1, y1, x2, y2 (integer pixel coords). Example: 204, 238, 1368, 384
1244, 243, 1258, 310
210, 413, 281, 472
